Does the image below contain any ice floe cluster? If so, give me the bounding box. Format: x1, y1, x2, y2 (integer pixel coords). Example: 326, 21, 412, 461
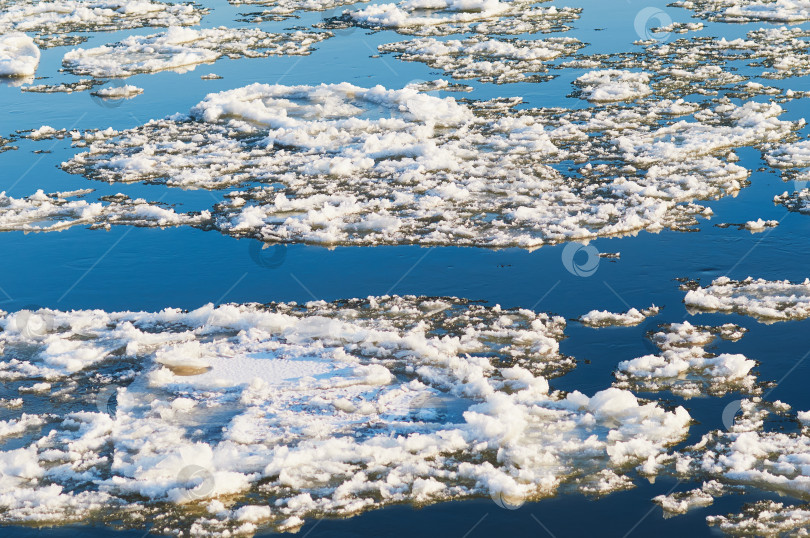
685, 276, 810, 322
614, 321, 755, 398
55, 82, 801, 247
673, 0, 810, 23
379, 36, 582, 84
62, 26, 331, 78
0, 0, 206, 48
707, 500, 810, 535
0, 297, 691, 534
673, 399, 810, 511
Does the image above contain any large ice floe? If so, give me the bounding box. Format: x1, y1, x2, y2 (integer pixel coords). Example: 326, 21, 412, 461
684, 276, 810, 322
673, 0, 810, 23
0, 0, 206, 48
671, 399, 810, 524
614, 321, 755, 398
0, 297, 691, 534
378, 36, 583, 84
0, 32, 39, 77
58, 82, 800, 247
61, 26, 331, 78
0, 189, 210, 232
229, 0, 369, 22
346, 0, 581, 36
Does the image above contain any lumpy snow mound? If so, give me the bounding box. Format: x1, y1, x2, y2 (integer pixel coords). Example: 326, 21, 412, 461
0, 0, 206, 47
684, 276, 810, 322
0, 297, 690, 535
60, 83, 799, 247
614, 321, 756, 398
62, 26, 331, 78
578, 305, 659, 327
0, 32, 39, 76
347, 0, 581, 36
574, 70, 652, 103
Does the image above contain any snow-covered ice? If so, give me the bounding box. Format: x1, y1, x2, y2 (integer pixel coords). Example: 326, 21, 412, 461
347, 0, 581, 36
379, 36, 583, 84
62, 26, 331, 78
674, 0, 810, 23
574, 70, 652, 103
578, 305, 659, 327
58, 83, 800, 247
0, 32, 39, 77
614, 321, 756, 398
684, 276, 810, 322
0, 0, 206, 48
0, 189, 210, 232
0, 297, 691, 534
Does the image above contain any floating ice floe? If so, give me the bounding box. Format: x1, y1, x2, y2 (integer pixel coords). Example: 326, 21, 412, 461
673, 398, 810, 530
347, 0, 581, 36
230, 0, 369, 22
378, 36, 583, 84
0, 0, 206, 48
653, 480, 724, 515
0, 32, 39, 77
743, 218, 778, 232
90, 84, 143, 99
775, 188, 810, 213
684, 276, 810, 322
578, 305, 660, 328
614, 321, 755, 398
58, 83, 800, 247
62, 26, 331, 78
767, 139, 810, 186
707, 500, 810, 535
673, 0, 810, 23
0, 189, 210, 232
574, 70, 652, 103
0, 297, 691, 534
